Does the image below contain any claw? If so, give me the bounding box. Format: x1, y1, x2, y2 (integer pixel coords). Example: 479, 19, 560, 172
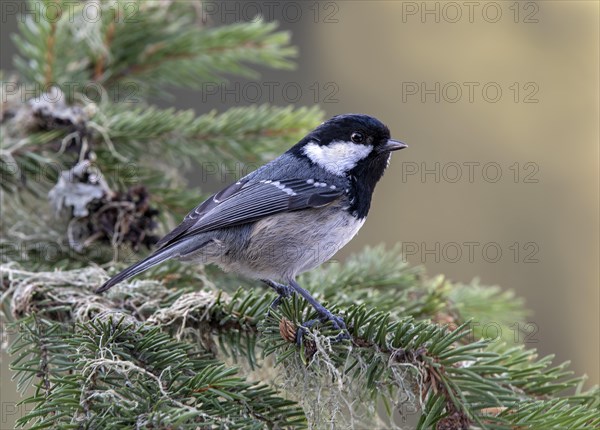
295, 319, 318, 345
266, 278, 350, 344
295, 313, 349, 345
261, 280, 294, 313
269, 286, 293, 309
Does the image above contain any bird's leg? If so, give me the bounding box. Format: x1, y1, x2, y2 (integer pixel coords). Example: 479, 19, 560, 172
287, 278, 349, 343
261, 279, 293, 309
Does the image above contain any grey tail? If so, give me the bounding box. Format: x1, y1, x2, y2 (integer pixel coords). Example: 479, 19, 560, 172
96, 239, 197, 294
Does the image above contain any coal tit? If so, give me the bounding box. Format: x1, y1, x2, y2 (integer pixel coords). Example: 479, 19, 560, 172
97, 114, 407, 336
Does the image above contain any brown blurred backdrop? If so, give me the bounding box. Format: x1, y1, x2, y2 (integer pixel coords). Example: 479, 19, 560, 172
303, 0, 599, 387
1, 1, 598, 428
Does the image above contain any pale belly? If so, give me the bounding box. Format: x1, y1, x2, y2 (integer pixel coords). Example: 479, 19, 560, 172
220, 206, 365, 281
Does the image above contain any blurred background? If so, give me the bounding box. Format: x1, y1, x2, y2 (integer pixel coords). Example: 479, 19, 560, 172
1, 0, 598, 427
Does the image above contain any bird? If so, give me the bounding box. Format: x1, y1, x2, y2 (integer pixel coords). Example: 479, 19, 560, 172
96, 114, 407, 339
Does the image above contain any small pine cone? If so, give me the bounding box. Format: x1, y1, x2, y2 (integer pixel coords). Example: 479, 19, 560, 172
436, 411, 469, 430
279, 317, 297, 343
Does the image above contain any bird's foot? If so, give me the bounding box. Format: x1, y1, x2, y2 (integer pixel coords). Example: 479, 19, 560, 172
284, 278, 350, 344
296, 311, 349, 345
261, 279, 294, 311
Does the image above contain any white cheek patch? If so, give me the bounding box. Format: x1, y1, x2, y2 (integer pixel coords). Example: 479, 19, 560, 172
302, 140, 373, 176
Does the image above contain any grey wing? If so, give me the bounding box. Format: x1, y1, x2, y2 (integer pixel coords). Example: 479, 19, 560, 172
155, 178, 343, 249
155, 180, 245, 248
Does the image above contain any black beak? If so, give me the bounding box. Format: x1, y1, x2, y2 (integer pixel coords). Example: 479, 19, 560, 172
380, 139, 408, 153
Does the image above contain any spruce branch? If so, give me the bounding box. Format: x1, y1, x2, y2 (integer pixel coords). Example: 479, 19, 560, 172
94, 103, 323, 165
1, 263, 305, 429
12, 1, 297, 99
2, 252, 597, 429
3, 1, 598, 429
103, 19, 297, 96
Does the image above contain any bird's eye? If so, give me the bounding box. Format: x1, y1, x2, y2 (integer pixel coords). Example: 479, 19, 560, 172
351, 132, 364, 143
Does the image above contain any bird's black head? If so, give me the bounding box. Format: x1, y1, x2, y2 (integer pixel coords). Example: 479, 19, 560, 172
289, 114, 407, 217
290, 113, 406, 178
